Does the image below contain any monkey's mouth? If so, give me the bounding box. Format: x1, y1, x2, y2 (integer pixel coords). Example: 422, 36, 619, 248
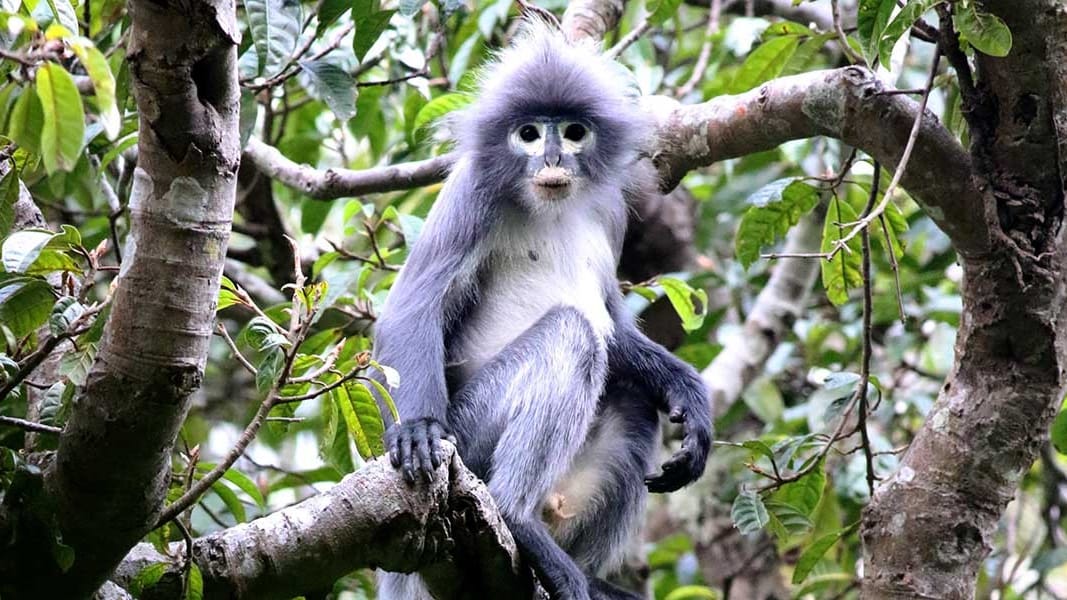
532, 168, 573, 196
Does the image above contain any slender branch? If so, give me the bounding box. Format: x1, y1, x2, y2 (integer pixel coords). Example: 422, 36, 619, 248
675, 0, 721, 98
831, 0, 862, 64
0, 415, 62, 435
153, 396, 276, 528
826, 48, 941, 258
857, 162, 880, 498
215, 322, 257, 376
606, 18, 652, 59
243, 137, 454, 200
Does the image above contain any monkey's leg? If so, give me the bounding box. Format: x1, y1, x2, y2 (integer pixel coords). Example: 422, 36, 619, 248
450, 305, 607, 600
555, 387, 660, 600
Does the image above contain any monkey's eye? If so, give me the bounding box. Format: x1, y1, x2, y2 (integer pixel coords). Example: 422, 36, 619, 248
518, 125, 541, 143
563, 123, 587, 142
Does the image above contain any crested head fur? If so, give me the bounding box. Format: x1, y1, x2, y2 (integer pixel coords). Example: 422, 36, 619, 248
446, 18, 653, 203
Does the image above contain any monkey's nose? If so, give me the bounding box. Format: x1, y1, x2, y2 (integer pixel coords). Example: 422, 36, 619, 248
545, 151, 562, 167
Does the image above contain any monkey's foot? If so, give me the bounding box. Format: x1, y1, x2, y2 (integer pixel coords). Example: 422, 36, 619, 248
542, 493, 576, 526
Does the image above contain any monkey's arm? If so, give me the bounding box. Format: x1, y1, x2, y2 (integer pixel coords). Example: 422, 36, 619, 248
606, 294, 713, 493
373, 159, 484, 483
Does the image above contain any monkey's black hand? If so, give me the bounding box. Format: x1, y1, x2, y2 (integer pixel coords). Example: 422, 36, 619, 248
645, 401, 713, 494
386, 417, 450, 484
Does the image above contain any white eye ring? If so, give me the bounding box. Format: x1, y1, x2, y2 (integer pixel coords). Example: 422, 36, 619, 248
510, 123, 546, 155
559, 122, 593, 154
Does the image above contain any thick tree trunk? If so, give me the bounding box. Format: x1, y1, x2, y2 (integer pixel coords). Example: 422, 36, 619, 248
0, 0, 240, 596
861, 2, 1067, 597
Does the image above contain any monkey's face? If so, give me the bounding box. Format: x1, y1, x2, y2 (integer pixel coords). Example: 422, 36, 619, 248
508, 118, 594, 203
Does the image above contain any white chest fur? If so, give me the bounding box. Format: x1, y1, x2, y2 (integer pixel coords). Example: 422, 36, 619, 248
452, 206, 616, 381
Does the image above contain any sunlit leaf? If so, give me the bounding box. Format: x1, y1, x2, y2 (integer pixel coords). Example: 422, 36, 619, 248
247, 0, 302, 77
36, 62, 85, 173
729, 35, 800, 94
68, 38, 120, 139
659, 277, 707, 332
954, 3, 1012, 57
820, 195, 862, 305
735, 178, 820, 268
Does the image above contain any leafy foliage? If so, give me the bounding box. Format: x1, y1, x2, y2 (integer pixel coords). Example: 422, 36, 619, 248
0, 0, 1046, 598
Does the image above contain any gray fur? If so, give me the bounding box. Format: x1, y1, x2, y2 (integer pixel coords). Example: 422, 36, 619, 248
374, 19, 712, 600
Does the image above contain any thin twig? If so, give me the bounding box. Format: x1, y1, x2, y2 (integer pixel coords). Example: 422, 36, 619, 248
828, 46, 942, 258
675, 0, 721, 98
0, 415, 61, 435
831, 0, 862, 64
606, 18, 653, 59
216, 322, 257, 376
274, 366, 367, 404
878, 213, 906, 322
857, 162, 881, 498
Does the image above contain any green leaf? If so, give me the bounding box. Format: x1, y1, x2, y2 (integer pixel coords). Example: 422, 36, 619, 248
771, 458, 825, 516
334, 380, 386, 459
247, 0, 302, 77
663, 586, 720, 600
48, 296, 84, 335
186, 563, 203, 600
217, 276, 243, 311
876, 1, 930, 67
412, 92, 470, 142
256, 347, 285, 393
0, 168, 20, 237
658, 276, 708, 332
1051, 397, 1067, 454
98, 132, 138, 173
316, 0, 349, 35
210, 480, 247, 522
298, 59, 357, 122
68, 39, 120, 139
729, 35, 800, 94
735, 178, 820, 267
764, 499, 814, 543
36, 62, 85, 173
731, 490, 770, 534
820, 195, 862, 306
353, 9, 395, 62
196, 462, 266, 508
130, 562, 169, 596
2, 230, 54, 273
10, 87, 44, 157
648, 0, 683, 26
857, 0, 896, 64
954, 4, 1012, 57
44, 0, 77, 34
793, 528, 848, 584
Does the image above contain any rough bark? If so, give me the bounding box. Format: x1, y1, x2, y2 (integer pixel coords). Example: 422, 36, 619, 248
109, 444, 526, 600
861, 2, 1067, 598
242, 137, 453, 200
0, 0, 241, 595
647, 67, 991, 257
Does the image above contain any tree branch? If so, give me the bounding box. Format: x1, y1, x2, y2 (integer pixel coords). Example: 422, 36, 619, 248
242, 137, 453, 200
112, 444, 530, 600
3, 0, 243, 594
647, 66, 990, 257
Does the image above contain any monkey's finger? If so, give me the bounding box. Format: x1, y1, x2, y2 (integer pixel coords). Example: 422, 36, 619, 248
398, 428, 418, 484
428, 422, 445, 469
668, 406, 686, 424
415, 430, 434, 483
